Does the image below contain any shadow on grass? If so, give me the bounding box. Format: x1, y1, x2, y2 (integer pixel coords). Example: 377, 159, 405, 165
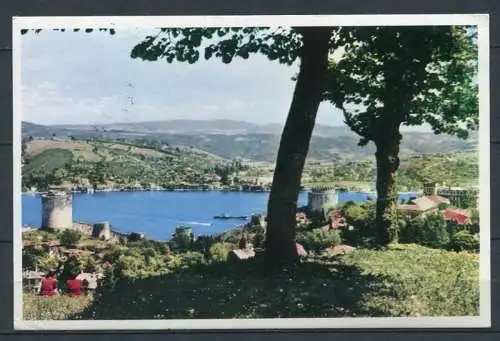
73, 257, 391, 320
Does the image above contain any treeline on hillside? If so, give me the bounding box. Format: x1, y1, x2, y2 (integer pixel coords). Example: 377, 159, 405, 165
21, 138, 250, 191
304, 152, 478, 190
22, 136, 478, 192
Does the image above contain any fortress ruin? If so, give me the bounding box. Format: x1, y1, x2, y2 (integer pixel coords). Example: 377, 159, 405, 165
41, 190, 73, 231
307, 186, 339, 214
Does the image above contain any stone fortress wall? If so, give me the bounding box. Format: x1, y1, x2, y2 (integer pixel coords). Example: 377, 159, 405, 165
307, 186, 339, 213
40, 190, 128, 241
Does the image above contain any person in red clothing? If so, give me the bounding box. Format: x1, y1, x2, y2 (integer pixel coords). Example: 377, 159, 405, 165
39, 270, 58, 297
66, 272, 82, 297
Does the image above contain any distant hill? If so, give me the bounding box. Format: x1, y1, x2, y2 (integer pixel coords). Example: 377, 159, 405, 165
22, 120, 478, 162
21, 139, 227, 191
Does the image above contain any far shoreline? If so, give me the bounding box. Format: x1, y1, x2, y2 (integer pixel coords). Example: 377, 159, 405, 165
21, 187, 422, 196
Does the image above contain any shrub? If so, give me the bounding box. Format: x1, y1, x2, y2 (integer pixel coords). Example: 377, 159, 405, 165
59, 229, 82, 247
419, 213, 450, 248
170, 228, 195, 252
178, 251, 206, 267
400, 214, 450, 249
296, 229, 341, 252
142, 247, 157, 258
193, 235, 216, 256
468, 209, 480, 234
252, 232, 265, 249
36, 253, 61, 272
22, 246, 45, 270
238, 234, 249, 249
337, 202, 377, 247
102, 245, 125, 263
59, 255, 83, 284
115, 255, 146, 277
82, 256, 98, 273
449, 230, 479, 253
127, 232, 143, 242
209, 242, 231, 262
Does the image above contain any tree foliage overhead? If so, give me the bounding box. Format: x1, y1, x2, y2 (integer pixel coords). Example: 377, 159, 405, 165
324, 25, 478, 145
129, 27, 321, 65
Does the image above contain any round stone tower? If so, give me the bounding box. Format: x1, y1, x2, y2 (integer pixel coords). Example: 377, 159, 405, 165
307, 186, 339, 213
41, 190, 73, 231
92, 222, 112, 241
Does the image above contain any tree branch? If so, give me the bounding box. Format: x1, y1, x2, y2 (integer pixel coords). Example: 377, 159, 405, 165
340, 105, 369, 139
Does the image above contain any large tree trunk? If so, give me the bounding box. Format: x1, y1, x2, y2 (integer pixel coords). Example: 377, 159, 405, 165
264, 27, 332, 266
374, 130, 402, 246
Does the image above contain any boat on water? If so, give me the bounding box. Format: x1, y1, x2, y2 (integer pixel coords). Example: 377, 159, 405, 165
213, 213, 248, 220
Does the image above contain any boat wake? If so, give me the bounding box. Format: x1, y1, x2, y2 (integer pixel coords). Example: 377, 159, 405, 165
179, 221, 212, 227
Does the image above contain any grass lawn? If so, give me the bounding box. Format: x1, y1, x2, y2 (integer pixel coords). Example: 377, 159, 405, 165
23, 294, 92, 320
23, 244, 479, 320
52, 244, 477, 320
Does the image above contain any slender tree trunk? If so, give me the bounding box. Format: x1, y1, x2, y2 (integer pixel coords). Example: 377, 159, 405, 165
374, 130, 402, 246
265, 27, 332, 266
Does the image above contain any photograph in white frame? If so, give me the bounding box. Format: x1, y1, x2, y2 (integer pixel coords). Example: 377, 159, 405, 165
12, 14, 490, 330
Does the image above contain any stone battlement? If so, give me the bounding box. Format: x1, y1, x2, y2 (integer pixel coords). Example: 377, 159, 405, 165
310, 186, 337, 193
307, 188, 339, 213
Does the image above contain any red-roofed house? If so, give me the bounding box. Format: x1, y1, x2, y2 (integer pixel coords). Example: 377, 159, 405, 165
443, 208, 472, 225
398, 195, 447, 216
42, 240, 61, 255
325, 244, 355, 256
228, 248, 256, 261
426, 195, 451, 206
328, 210, 347, 229
296, 243, 308, 257
296, 212, 307, 224
44, 240, 60, 247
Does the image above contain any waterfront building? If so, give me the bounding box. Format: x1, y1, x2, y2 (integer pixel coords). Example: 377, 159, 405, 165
423, 182, 478, 208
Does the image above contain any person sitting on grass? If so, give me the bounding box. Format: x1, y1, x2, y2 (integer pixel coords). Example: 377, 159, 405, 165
39, 269, 59, 297
66, 272, 82, 297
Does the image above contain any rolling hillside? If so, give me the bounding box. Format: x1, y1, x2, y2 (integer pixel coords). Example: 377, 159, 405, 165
22, 120, 478, 162
302, 151, 478, 190
22, 136, 478, 192
21, 139, 230, 191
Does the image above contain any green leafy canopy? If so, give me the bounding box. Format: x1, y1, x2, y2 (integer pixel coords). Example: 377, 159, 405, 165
129, 27, 348, 65
323, 26, 479, 145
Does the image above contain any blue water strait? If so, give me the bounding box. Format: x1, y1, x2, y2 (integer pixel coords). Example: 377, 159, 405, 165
22, 191, 417, 240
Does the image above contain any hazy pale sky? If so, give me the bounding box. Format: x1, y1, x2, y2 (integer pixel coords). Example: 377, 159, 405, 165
20, 28, 429, 131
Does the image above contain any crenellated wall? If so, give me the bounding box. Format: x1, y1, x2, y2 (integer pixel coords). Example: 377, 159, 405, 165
307, 187, 339, 213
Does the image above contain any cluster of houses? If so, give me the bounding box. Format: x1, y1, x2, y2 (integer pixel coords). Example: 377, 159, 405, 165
227, 240, 352, 261
22, 227, 106, 296
228, 210, 356, 262
397, 194, 473, 224
23, 269, 103, 297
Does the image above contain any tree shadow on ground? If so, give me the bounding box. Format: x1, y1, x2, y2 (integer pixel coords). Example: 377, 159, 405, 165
74, 256, 391, 320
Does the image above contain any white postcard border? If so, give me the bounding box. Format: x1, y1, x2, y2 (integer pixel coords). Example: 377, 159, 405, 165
12, 14, 491, 330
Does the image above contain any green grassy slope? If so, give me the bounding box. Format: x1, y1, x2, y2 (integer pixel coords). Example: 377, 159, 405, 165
23, 244, 478, 320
